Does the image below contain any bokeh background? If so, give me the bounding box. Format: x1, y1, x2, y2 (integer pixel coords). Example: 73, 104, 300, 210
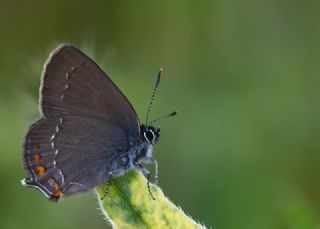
1, 1, 320, 228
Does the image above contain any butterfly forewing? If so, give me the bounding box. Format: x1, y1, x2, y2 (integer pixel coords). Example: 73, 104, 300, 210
40, 44, 140, 138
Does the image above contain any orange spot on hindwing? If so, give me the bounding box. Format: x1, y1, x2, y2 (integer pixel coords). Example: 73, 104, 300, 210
32, 145, 40, 162
49, 177, 63, 198
32, 154, 40, 162
35, 165, 46, 176
53, 190, 62, 197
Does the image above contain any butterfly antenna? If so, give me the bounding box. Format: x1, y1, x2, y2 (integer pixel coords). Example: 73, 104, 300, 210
145, 68, 163, 125
149, 110, 179, 125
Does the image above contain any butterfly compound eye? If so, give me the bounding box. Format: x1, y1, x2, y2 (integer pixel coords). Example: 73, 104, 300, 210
144, 129, 155, 144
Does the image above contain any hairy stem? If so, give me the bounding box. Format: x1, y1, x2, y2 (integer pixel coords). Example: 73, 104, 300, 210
95, 171, 206, 229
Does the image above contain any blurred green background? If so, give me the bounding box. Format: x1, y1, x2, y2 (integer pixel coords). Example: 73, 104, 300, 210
1, 1, 320, 228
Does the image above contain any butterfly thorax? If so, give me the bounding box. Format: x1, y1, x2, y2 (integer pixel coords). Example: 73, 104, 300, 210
128, 141, 153, 166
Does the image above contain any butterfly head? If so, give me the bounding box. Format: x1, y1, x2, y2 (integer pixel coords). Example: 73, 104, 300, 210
141, 125, 160, 145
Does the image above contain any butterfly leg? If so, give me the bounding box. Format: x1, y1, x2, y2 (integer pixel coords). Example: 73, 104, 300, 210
136, 163, 155, 200
100, 172, 112, 200
142, 156, 159, 186
150, 158, 158, 186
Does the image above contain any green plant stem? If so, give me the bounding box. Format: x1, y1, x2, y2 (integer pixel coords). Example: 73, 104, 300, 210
95, 170, 206, 229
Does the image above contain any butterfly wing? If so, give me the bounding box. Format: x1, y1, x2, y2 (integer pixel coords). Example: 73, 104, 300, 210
22, 116, 130, 201
40, 44, 139, 138
22, 44, 140, 200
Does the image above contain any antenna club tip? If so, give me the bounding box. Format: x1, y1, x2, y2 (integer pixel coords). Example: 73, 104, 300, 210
171, 110, 179, 116
159, 67, 163, 76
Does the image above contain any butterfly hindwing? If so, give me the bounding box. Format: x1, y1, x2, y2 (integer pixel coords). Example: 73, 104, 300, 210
22, 115, 131, 200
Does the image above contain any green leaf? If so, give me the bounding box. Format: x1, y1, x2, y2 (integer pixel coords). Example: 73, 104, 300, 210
96, 171, 206, 229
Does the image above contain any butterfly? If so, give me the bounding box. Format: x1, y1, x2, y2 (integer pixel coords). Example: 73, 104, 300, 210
21, 44, 176, 201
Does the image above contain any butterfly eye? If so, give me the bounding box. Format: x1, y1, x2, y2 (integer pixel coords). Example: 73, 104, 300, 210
144, 129, 155, 144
